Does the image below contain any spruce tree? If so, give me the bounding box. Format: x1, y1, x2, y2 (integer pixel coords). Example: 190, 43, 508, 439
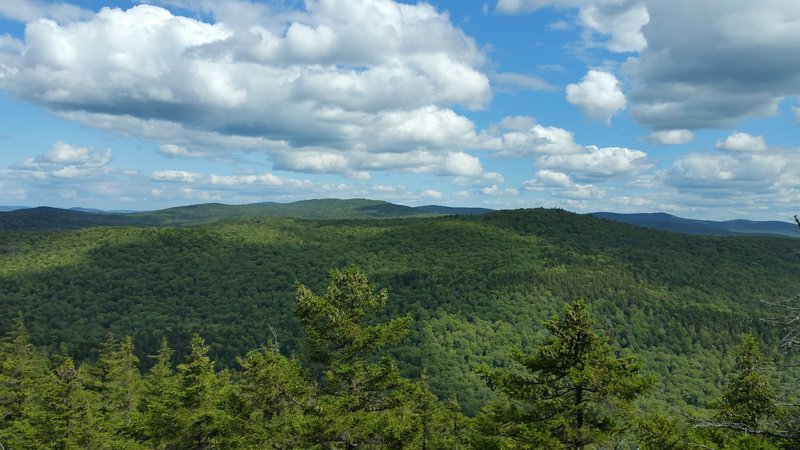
294, 265, 418, 449
477, 299, 650, 449
0, 316, 51, 449
137, 337, 182, 449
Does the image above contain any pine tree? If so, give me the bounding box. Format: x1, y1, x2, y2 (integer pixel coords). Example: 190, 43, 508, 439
477, 299, 651, 449
719, 333, 777, 428
91, 335, 144, 445
294, 265, 418, 449
175, 334, 235, 449
231, 344, 313, 448
137, 337, 182, 449
0, 316, 51, 449
697, 333, 780, 449
40, 357, 104, 449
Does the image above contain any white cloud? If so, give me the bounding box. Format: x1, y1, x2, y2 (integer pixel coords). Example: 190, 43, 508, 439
496, 0, 648, 53
716, 132, 768, 152
649, 129, 694, 145
538, 145, 649, 179
0, 2, 490, 178
625, 0, 800, 130
16, 141, 112, 179
158, 144, 215, 159
0, 0, 92, 23
668, 148, 800, 200
533, 169, 572, 188
445, 152, 483, 177
524, 170, 605, 199
151, 170, 202, 183
566, 70, 627, 124
422, 189, 443, 199
484, 116, 583, 156
578, 1, 648, 53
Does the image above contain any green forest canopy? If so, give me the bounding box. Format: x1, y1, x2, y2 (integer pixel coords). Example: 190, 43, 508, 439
1, 207, 799, 417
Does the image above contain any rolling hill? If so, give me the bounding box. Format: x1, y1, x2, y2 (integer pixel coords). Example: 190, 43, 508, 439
2, 207, 799, 414
591, 211, 799, 237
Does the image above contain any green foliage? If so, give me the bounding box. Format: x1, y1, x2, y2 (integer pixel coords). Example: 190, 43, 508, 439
230, 345, 313, 448
634, 412, 691, 450
477, 300, 651, 448
295, 265, 419, 448
136, 337, 182, 448
719, 333, 778, 427
692, 333, 782, 449
0, 316, 51, 449
1, 208, 799, 414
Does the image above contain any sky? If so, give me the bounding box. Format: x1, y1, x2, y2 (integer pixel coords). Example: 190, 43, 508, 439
0, 0, 798, 220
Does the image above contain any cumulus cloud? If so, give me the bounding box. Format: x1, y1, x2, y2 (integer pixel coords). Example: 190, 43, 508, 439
649, 129, 694, 145
0, 0, 92, 23
625, 0, 800, 130
483, 116, 583, 156
665, 134, 800, 213
0, 2, 491, 178
496, 0, 648, 53
445, 152, 483, 177
579, 1, 648, 52
17, 141, 112, 179
669, 152, 790, 191
537, 145, 650, 179
524, 169, 605, 199
716, 132, 768, 152
566, 70, 627, 124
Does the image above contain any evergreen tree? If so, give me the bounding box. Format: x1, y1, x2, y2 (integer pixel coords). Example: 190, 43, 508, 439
719, 333, 777, 428
294, 265, 418, 449
0, 316, 51, 449
91, 335, 144, 445
137, 337, 182, 449
477, 299, 651, 449
40, 357, 104, 449
175, 334, 235, 449
696, 333, 780, 449
230, 344, 313, 448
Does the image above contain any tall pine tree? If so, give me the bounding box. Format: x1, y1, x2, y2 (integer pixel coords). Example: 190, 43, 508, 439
294, 265, 418, 449
477, 299, 650, 449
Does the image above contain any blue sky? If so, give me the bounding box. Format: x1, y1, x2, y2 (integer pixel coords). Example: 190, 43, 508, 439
0, 0, 798, 220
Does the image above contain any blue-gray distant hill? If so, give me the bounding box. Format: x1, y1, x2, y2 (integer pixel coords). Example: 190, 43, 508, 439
0, 199, 494, 231
591, 212, 798, 238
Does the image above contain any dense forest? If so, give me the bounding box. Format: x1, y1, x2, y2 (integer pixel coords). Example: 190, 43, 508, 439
2, 206, 800, 447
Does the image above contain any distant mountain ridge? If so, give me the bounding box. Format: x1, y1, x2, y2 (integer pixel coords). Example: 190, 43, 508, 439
0, 199, 493, 231
2, 200, 797, 237
590, 211, 799, 238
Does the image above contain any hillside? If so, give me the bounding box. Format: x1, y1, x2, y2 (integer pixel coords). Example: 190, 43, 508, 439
2, 207, 798, 415
592, 211, 799, 237
0, 199, 437, 230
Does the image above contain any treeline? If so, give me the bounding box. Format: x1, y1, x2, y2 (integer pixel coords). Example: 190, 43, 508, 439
1, 267, 792, 449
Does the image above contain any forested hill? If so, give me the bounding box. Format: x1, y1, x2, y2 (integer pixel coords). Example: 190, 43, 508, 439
591, 211, 799, 237
0, 199, 461, 230
2, 207, 799, 415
